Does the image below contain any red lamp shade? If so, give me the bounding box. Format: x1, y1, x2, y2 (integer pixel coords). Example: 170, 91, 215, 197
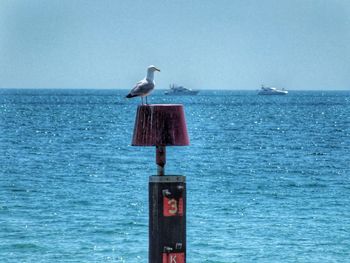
132, 104, 190, 146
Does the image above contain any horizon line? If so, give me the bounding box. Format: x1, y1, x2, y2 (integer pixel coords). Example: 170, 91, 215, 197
0, 87, 349, 92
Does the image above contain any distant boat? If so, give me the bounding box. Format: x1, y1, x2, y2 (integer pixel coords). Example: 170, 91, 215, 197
164, 84, 199, 95
258, 85, 288, 95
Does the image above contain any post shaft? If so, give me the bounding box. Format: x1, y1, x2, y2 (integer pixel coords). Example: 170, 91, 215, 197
156, 146, 166, 176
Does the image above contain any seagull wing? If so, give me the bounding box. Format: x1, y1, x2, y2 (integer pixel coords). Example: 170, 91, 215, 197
129, 79, 155, 97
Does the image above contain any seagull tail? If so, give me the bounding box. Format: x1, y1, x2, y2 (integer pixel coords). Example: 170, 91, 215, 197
126, 93, 137, 98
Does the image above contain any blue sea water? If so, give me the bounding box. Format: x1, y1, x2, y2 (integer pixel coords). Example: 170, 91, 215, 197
0, 89, 349, 262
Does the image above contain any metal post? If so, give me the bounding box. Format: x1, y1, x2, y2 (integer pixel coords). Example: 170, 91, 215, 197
149, 176, 186, 263
156, 146, 166, 176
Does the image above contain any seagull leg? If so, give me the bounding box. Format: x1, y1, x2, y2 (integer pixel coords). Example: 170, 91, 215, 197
146, 96, 148, 105
141, 97, 144, 105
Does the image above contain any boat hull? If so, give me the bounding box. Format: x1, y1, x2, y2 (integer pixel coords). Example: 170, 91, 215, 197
164, 91, 199, 95
258, 91, 288, 95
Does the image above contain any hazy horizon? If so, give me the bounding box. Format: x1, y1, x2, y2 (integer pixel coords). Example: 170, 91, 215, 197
1, 0, 350, 91
1, 87, 349, 92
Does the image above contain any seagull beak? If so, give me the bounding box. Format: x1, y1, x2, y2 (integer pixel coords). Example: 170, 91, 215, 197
156, 68, 160, 72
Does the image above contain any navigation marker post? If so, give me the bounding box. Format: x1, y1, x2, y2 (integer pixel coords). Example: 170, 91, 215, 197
132, 104, 189, 263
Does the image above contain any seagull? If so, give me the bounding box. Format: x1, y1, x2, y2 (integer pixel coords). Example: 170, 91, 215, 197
126, 65, 160, 104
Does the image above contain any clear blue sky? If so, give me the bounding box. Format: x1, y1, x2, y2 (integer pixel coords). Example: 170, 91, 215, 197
1, 0, 350, 90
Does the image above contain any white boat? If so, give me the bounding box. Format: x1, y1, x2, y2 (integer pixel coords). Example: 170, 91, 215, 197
164, 84, 199, 95
258, 85, 288, 95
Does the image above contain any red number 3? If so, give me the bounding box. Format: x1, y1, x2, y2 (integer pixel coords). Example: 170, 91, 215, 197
163, 197, 183, 217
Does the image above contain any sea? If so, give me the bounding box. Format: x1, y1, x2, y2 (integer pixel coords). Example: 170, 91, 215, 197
0, 89, 349, 262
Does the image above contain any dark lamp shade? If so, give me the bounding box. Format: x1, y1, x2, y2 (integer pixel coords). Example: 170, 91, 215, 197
132, 104, 190, 146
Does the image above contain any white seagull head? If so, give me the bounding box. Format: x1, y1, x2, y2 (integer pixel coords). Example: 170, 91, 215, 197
148, 65, 160, 72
